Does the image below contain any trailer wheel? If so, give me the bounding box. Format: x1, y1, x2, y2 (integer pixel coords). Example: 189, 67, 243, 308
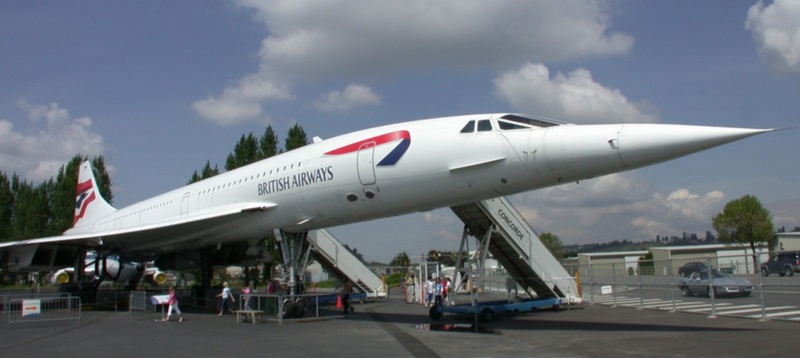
480, 308, 495, 323
429, 306, 443, 321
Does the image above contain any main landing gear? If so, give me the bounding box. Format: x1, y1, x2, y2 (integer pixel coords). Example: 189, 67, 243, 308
275, 229, 312, 319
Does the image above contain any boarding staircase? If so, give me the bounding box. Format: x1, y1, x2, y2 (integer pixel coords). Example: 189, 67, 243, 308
450, 196, 581, 304
306, 229, 387, 299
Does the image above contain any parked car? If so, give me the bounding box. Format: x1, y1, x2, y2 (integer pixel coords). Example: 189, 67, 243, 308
679, 270, 753, 297
677, 262, 709, 277
760, 251, 800, 277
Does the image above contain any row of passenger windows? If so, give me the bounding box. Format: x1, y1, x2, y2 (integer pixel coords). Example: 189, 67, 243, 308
100, 162, 305, 227
99, 200, 174, 226
196, 161, 303, 196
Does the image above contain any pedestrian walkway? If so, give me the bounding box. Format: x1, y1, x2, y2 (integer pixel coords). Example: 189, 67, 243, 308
589, 294, 800, 321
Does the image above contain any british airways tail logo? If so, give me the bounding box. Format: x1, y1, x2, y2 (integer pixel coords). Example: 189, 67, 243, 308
74, 179, 96, 224
324, 130, 411, 166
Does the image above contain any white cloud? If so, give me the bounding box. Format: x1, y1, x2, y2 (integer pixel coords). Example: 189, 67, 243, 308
192, 71, 293, 126
314, 84, 381, 113
0, 100, 107, 182
432, 230, 461, 243
493, 62, 660, 124
422, 210, 456, 226
510, 173, 727, 243
746, 0, 800, 75
195, 1, 634, 124
240, 1, 633, 78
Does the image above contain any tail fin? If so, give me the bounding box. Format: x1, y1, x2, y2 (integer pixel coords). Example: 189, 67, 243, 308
73, 160, 117, 227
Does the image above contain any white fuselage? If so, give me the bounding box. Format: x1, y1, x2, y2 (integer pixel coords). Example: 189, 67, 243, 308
62, 113, 768, 255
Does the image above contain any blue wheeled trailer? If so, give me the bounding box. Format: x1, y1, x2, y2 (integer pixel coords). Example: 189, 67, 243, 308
430, 297, 563, 323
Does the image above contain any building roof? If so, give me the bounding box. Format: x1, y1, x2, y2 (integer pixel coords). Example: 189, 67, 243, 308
577, 250, 649, 257
777, 232, 800, 237
649, 243, 760, 252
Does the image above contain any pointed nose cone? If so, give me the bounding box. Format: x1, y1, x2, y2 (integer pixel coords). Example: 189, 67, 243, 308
618, 124, 772, 169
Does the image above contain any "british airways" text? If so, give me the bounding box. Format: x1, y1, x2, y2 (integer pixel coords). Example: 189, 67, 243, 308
257, 166, 334, 196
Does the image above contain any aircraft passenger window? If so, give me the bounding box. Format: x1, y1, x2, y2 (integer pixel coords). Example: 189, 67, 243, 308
477, 119, 492, 132
460, 120, 476, 133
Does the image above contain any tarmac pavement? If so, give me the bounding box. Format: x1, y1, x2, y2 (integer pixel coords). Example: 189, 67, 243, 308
1, 290, 797, 357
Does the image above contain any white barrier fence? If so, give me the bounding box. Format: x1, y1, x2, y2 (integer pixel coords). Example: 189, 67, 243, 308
7, 296, 81, 328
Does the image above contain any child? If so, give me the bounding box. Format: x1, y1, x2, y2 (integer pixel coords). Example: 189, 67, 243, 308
166, 286, 183, 322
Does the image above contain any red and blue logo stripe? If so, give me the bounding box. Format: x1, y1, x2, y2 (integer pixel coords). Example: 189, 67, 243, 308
324, 130, 410, 166
74, 179, 96, 224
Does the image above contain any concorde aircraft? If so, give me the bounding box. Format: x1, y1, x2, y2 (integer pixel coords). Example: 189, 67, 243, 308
0, 113, 773, 290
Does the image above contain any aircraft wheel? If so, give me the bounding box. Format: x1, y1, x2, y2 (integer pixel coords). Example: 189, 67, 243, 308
282, 300, 295, 319
429, 306, 443, 321
480, 308, 494, 323
294, 299, 305, 318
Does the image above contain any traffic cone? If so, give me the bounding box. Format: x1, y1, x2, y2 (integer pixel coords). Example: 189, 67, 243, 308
336, 294, 342, 308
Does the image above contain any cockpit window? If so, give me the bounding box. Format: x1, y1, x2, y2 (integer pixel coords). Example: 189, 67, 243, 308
498, 121, 528, 130
460, 120, 476, 133
498, 114, 563, 129
477, 119, 492, 132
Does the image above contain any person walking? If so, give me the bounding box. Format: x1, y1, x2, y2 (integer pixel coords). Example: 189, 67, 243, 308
425, 276, 434, 307
242, 282, 253, 310
433, 277, 443, 309
442, 277, 451, 306
216, 282, 234, 317
404, 272, 416, 303
166, 285, 183, 322
342, 280, 354, 315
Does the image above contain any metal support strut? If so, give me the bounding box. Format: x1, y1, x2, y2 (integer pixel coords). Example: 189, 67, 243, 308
275, 229, 311, 297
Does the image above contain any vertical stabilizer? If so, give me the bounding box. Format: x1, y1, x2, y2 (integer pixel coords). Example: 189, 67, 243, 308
73, 161, 116, 227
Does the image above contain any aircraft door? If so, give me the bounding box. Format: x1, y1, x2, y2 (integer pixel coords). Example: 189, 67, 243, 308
180, 192, 190, 217
357, 143, 376, 185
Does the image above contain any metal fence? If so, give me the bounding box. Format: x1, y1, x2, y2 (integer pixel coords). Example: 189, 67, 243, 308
126, 289, 350, 324
238, 292, 349, 324
1, 291, 69, 316
570, 252, 800, 322
7, 296, 81, 328
129, 291, 154, 321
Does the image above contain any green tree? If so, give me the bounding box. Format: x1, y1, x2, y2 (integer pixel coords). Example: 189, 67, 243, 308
10, 175, 50, 240
0, 172, 13, 241
539, 232, 565, 259
390, 252, 411, 267
188, 160, 220, 184
91, 155, 113, 204
712, 194, 774, 273
48, 156, 84, 235
225, 133, 259, 171
284, 123, 308, 152
258, 125, 280, 159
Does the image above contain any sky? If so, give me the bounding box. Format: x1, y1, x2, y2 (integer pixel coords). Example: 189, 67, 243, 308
1, 0, 799, 263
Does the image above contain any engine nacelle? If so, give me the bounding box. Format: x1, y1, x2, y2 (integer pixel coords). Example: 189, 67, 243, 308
49, 253, 148, 287
50, 269, 72, 284
151, 271, 168, 286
